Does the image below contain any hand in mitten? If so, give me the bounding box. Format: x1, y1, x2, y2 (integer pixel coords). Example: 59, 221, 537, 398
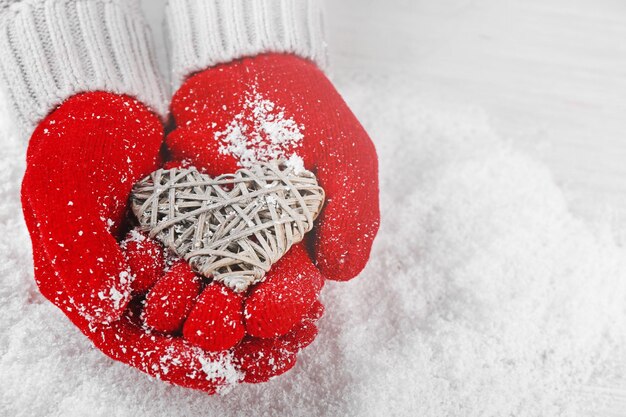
167, 53, 380, 282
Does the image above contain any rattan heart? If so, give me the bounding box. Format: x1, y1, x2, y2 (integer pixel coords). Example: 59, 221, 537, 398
130, 161, 325, 292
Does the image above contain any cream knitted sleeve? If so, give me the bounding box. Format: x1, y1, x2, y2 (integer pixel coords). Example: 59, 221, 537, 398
0, 0, 167, 140
165, 0, 327, 92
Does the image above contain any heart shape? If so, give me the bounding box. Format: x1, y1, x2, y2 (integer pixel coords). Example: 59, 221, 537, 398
130, 160, 325, 292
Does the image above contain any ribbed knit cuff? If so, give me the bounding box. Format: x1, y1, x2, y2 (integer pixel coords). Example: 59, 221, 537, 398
0, 0, 167, 140
165, 0, 327, 92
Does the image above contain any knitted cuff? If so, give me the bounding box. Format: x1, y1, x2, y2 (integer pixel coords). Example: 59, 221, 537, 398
0, 1, 20, 11
165, 0, 327, 92
0, 0, 167, 140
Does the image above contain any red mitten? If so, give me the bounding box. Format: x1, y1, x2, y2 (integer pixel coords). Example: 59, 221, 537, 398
167, 53, 380, 282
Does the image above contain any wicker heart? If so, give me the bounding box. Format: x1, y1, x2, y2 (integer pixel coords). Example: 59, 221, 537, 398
130, 161, 325, 292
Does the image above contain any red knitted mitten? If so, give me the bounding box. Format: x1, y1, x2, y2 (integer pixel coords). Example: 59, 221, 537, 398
167, 53, 380, 283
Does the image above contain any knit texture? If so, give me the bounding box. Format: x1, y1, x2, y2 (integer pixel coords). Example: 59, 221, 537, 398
142, 261, 202, 333
183, 283, 246, 352
121, 231, 165, 294
0, 0, 167, 140
0, 0, 19, 11
165, 0, 327, 91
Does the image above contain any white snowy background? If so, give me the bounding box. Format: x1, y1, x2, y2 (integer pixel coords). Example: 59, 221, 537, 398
2, 0, 626, 416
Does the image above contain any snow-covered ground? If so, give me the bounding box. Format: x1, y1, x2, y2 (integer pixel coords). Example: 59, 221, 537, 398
1, 1, 626, 416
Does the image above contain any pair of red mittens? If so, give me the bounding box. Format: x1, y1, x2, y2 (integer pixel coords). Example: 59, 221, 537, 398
22, 53, 379, 391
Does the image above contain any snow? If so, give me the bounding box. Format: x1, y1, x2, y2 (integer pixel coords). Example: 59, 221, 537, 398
215, 84, 304, 167
284, 154, 305, 175
2, 75, 626, 416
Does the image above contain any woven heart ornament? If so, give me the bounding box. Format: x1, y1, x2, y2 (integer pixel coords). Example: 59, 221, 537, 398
130, 161, 325, 292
